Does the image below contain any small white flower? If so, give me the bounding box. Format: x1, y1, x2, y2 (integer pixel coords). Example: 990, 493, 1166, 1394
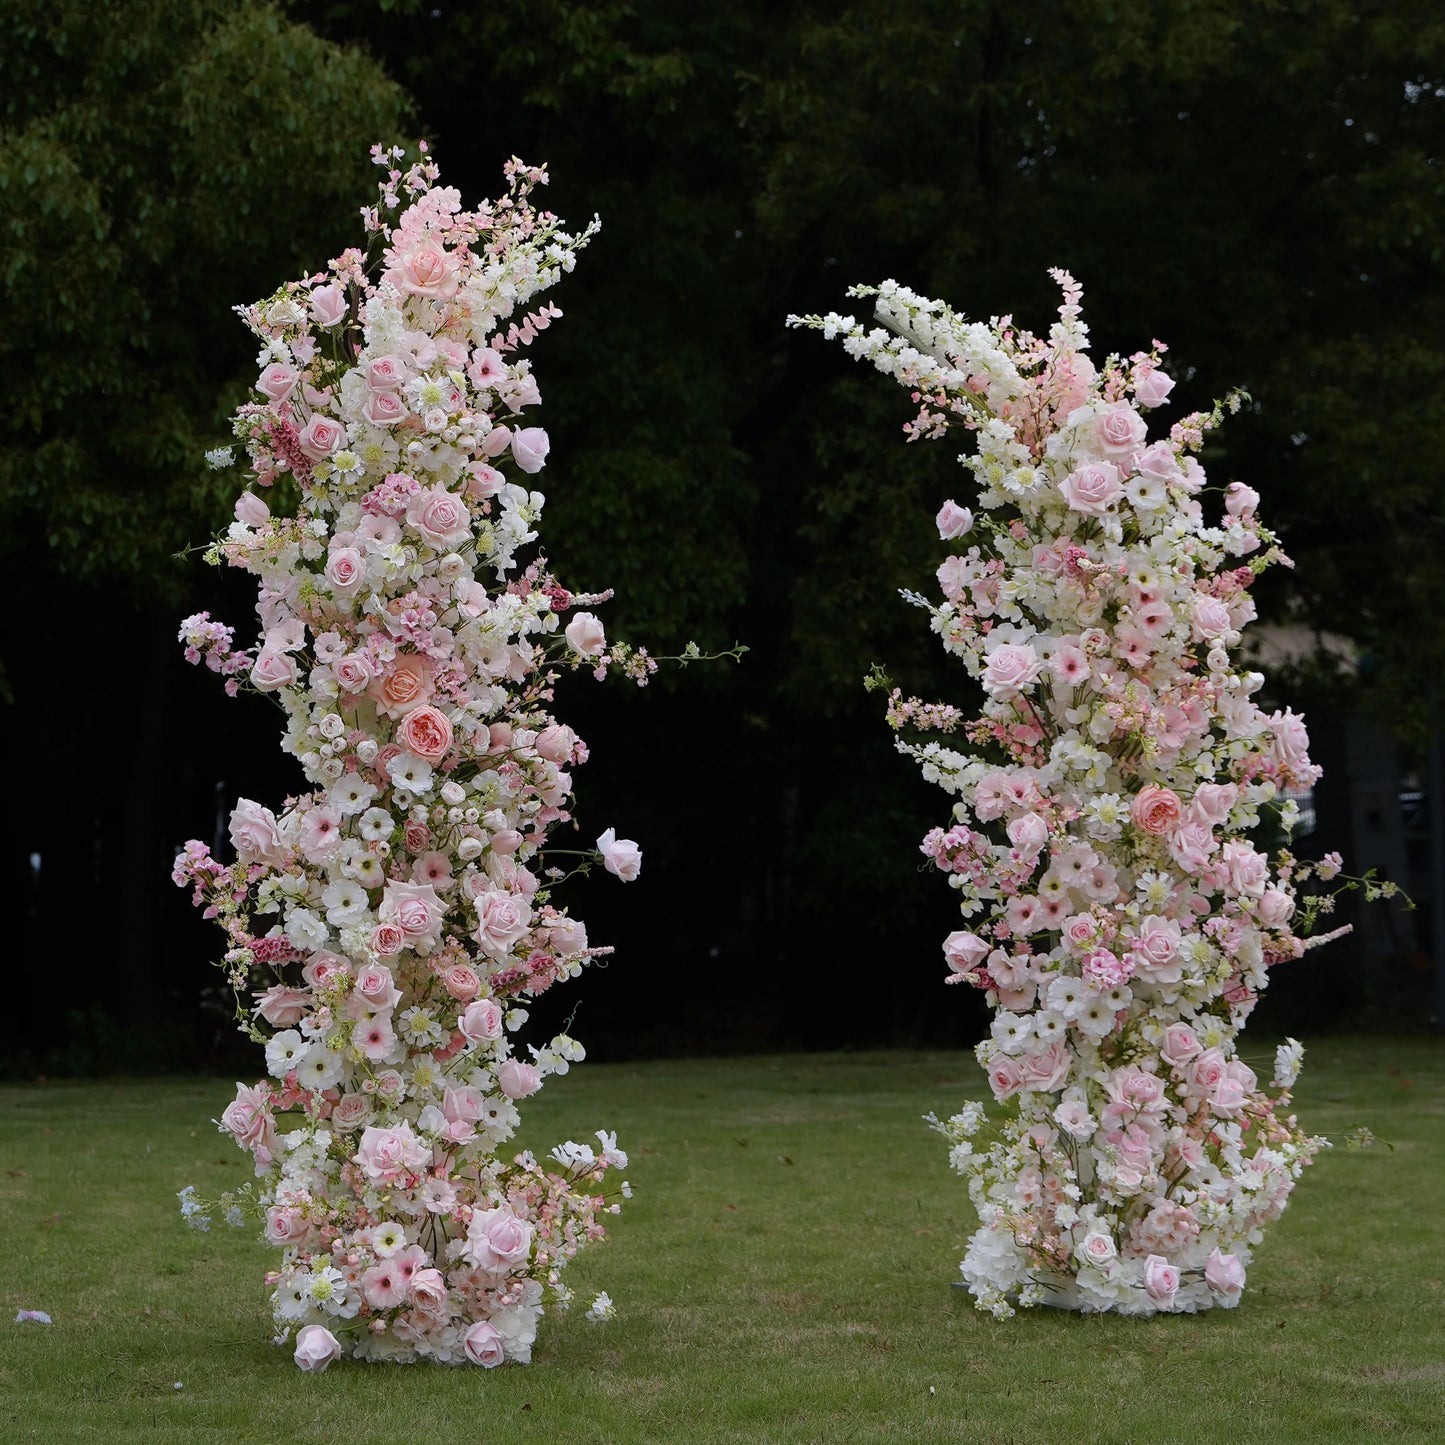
584, 1291, 615, 1323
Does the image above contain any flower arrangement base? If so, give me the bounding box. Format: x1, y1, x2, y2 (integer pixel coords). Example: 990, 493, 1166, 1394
1035, 1277, 1084, 1312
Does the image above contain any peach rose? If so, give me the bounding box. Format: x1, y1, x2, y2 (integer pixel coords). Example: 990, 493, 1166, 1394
397, 705, 454, 763
369, 653, 434, 719
1130, 785, 1182, 835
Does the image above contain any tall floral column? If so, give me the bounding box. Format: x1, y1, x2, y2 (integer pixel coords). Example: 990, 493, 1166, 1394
791, 275, 1375, 1317
174, 146, 670, 1367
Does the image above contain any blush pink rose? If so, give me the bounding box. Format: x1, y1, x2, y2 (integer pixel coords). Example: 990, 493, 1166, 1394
297, 413, 346, 461
1188, 1048, 1228, 1094
394, 241, 458, 299
1059, 461, 1124, 514
1267, 708, 1312, 768
1130, 786, 1182, 835
380, 880, 444, 947
943, 930, 990, 977
1190, 782, 1237, 826
370, 922, 405, 957
459, 997, 504, 1042
397, 705, 454, 763
1018, 1041, 1070, 1092
257, 362, 300, 405
250, 647, 297, 692
331, 1092, 372, 1130
293, 1324, 341, 1372
362, 390, 408, 428
495, 1059, 542, 1099
1204, 1248, 1246, 1301
264, 1205, 312, 1247
565, 612, 607, 657
220, 1081, 277, 1166
463, 1319, 506, 1367
1256, 888, 1295, 926
1168, 819, 1215, 874
334, 652, 374, 693
474, 890, 533, 958
1192, 596, 1233, 641
1160, 1023, 1202, 1068
355, 964, 401, 1011
354, 1121, 429, 1183
510, 426, 550, 473
443, 965, 483, 1002
310, 284, 348, 328
936, 500, 974, 539
364, 355, 407, 391
254, 984, 311, 1028
1224, 482, 1260, 516
1144, 1254, 1180, 1307
1133, 367, 1175, 408
534, 724, 576, 763
981, 643, 1042, 696
1221, 840, 1269, 897
406, 488, 472, 548
229, 798, 286, 864
325, 546, 367, 598
410, 1267, 449, 1317
234, 490, 270, 526
597, 827, 642, 882
987, 1055, 1025, 1102
550, 918, 588, 956
1095, 403, 1148, 456
1006, 812, 1049, 858
465, 1205, 534, 1273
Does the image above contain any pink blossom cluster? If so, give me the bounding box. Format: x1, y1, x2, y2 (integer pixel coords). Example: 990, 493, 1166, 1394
793, 275, 1339, 1317
175, 147, 642, 1367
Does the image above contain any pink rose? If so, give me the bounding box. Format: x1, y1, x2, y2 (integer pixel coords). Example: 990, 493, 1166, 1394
443, 965, 482, 1002
1204, 1248, 1246, 1301
1192, 596, 1233, 641
293, 1324, 341, 1372
234, 490, 270, 526
1160, 1023, 1202, 1068
1188, 1048, 1228, 1094
397, 705, 454, 763
444, 1085, 487, 1124
1096, 403, 1148, 456
986, 1055, 1024, 1102
1133, 440, 1182, 483
220, 1081, 276, 1166
1224, 482, 1260, 516
1256, 888, 1294, 926
406, 487, 472, 549
1267, 708, 1312, 767
297, 413, 346, 461
496, 1059, 542, 1100
229, 798, 286, 864
1019, 1041, 1070, 1092
254, 985, 311, 1028
380, 880, 444, 947
1079, 1231, 1117, 1265
264, 1205, 312, 1247
250, 647, 297, 692
1168, 819, 1215, 875
1130, 786, 1182, 835
364, 355, 407, 391
465, 1204, 534, 1273
257, 362, 300, 405
1144, 1254, 1180, 1307
510, 427, 550, 473
597, 827, 642, 882
355, 964, 401, 1011
310, 284, 348, 329
981, 643, 1042, 697
410, 1267, 449, 1317
369, 652, 434, 719
1006, 812, 1049, 858
334, 652, 373, 693
535, 724, 575, 764
370, 922, 405, 957
354, 1121, 429, 1183
324, 546, 367, 598
463, 1320, 506, 1368
362, 390, 408, 428
1131, 915, 1181, 970
936, 500, 974, 539
1059, 461, 1124, 514
394, 241, 458, 299
1133, 367, 1175, 408
303, 950, 351, 988
944, 931, 990, 979
1190, 782, 1237, 827
565, 612, 607, 658
459, 997, 504, 1043
330, 1092, 372, 1130
1221, 840, 1269, 897
473, 889, 534, 958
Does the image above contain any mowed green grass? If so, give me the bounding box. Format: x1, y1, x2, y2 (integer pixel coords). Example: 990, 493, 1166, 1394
2, 1040, 1443, 1444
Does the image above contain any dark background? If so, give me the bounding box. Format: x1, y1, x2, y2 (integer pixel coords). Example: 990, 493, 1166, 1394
2, 0, 1439, 1076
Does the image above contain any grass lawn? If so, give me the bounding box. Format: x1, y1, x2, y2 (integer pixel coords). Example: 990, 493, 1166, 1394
2, 1038, 1443, 1443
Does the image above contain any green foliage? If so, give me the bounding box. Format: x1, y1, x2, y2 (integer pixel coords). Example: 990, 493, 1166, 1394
3, 1042, 1443, 1440
0, 0, 412, 603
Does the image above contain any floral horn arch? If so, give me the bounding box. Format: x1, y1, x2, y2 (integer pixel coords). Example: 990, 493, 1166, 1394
174, 145, 738, 1368
789, 274, 1378, 1318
